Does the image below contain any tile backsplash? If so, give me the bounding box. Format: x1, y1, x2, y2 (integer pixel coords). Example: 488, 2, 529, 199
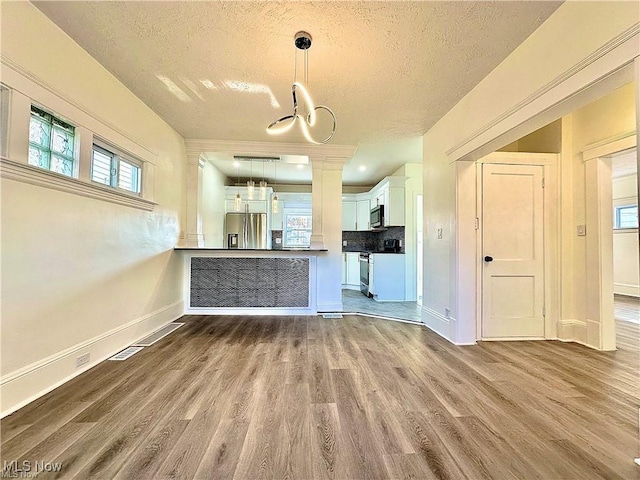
342, 226, 405, 253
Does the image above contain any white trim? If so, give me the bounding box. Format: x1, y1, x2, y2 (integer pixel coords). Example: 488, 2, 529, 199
186, 138, 357, 160
446, 23, 640, 158
0, 300, 184, 418
317, 302, 343, 313
476, 151, 557, 166
614, 283, 640, 298
340, 311, 424, 326
634, 458, 640, 466
0, 156, 156, 211
583, 131, 636, 161
1, 55, 160, 158
421, 306, 452, 340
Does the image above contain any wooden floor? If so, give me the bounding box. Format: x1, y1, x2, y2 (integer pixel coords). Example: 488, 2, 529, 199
615, 294, 640, 325
1, 314, 639, 480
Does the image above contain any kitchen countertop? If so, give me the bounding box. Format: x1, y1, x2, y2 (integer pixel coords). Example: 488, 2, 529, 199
175, 247, 328, 252
342, 250, 405, 254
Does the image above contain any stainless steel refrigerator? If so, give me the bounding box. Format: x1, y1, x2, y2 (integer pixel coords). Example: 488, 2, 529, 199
224, 213, 268, 249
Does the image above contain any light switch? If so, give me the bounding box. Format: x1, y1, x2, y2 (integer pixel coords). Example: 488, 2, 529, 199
275, 237, 282, 244
577, 225, 586, 236
343, 240, 347, 247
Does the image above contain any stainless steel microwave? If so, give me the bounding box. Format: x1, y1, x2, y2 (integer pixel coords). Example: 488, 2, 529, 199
370, 205, 384, 228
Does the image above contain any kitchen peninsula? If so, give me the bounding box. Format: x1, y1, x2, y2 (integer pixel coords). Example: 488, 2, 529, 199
175, 247, 328, 315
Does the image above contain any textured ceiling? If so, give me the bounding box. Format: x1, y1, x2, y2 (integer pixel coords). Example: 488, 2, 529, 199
612, 149, 637, 179
34, 1, 562, 185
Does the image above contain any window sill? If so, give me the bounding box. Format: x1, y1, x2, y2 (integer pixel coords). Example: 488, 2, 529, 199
0, 157, 156, 211
613, 228, 638, 234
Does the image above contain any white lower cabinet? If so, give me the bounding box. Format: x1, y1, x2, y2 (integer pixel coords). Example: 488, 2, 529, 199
342, 252, 360, 289
370, 254, 405, 301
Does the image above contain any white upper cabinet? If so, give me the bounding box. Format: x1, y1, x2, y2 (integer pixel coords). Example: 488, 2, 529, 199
369, 176, 406, 227
356, 199, 370, 231
342, 201, 357, 230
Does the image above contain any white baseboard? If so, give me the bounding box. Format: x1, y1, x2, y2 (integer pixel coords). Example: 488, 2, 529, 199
421, 306, 452, 342
614, 283, 640, 297
0, 300, 184, 418
318, 302, 343, 313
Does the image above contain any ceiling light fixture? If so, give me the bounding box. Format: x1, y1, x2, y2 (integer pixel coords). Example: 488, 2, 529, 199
266, 31, 336, 144
272, 161, 279, 214
259, 160, 267, 201
359, 165, 366, 172
247, 159, 255, 200
234, 163, 242, 212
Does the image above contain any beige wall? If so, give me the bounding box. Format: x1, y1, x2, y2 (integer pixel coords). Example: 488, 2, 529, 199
563, 83, 636, 327
498, 120, 562, 153
0, 3, 187, 414
613, 174, 639, 297
422, 1, 639, 343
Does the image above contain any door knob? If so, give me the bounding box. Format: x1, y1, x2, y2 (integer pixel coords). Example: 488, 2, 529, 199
484, 256, 494, 262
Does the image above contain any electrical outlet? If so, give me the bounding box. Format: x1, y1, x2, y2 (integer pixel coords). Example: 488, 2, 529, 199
343, 240, 347, 247
275, 237, 282, 244
76, 353, 90, 368
437, 228, 443, 239
444, 308, 450, 319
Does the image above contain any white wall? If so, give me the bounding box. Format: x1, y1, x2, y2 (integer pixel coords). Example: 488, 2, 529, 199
613, 174, 639, 297
391, 163, 423, 301
201, 161, 228, 248
422, 1, 639, 344
0, 3, 187, 416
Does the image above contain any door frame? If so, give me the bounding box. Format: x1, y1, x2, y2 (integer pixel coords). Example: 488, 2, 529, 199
475, 152, 560, 341
582, 132, 637, 350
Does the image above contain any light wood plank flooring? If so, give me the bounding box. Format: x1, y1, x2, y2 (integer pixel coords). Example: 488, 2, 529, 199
1, 314, 639, 479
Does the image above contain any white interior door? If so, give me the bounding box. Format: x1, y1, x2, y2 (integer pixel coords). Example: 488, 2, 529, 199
482, 163, 545, 338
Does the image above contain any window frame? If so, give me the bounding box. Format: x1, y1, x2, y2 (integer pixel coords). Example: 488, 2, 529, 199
283, 210, 313, 248
28, 104, 78, 178
91, 140, 143, 196
613, 204, 638, 230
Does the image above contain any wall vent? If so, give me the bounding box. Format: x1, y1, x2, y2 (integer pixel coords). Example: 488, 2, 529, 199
109, 346, 143, 361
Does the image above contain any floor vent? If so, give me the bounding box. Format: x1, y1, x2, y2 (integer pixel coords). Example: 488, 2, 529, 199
133, 322, 184, 347
322, 313, 343, 319
109, 346, 143, 361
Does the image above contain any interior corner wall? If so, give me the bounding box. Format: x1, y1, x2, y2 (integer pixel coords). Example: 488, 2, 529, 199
201, 162, 228, 248
0, 3, 187, 416
421, 1, 639, 344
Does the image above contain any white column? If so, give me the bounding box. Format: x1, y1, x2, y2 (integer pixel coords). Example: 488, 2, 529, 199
310, 157, 325, 249
185, 153, 205, 247
311, 155, 348, 312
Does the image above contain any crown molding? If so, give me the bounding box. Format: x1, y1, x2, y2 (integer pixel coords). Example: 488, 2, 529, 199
445, 22, 640, 160
184, 138, 357, 160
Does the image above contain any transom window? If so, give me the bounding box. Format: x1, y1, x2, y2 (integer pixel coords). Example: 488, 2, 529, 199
283, 212, 312, 247
28, 105, 75, 177
91, 143, 141, 194
614, 204, 638, 229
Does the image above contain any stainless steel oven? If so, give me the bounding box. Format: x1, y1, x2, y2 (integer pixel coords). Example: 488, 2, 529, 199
359, 252, 371, 297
